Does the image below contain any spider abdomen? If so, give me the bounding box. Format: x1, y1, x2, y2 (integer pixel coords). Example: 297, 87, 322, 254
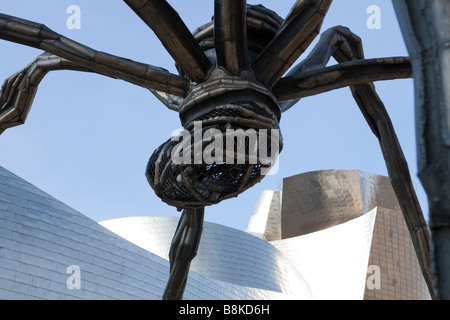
146, 76, 282, 210
145, 4, 286, 210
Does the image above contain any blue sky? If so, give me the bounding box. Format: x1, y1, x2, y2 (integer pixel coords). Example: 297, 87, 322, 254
0, 0, 425, 231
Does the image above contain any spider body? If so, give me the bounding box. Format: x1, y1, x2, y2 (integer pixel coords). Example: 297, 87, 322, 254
146, 5, 286, 209
147, 68, 283, 209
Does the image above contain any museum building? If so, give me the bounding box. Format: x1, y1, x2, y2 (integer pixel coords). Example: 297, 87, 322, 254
0, 166, 431, 299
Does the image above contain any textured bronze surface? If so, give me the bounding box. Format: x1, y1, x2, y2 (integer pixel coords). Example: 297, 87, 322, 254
393, 0, 450, 300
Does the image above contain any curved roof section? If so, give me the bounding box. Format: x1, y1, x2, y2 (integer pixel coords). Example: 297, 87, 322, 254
100, 216, 311, 297
281, 169, 401, 238
0, 165, 312, 300
271, 208, 377, 299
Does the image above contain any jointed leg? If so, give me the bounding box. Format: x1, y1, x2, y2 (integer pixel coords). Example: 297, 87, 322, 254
0, 13, 189, 96
214, 0, 249, 76
279, 26, 435, 298
254, 0, 333, 87
275, 57, 412, 108
277, 26, 412, 111
0, 53, 90, 133
149, 90, 183, 112
279, 26, 363, 111
124, 0, 212, 82
350, 83, 435, 298
288, 26, 363, 73
163, 207, 205, 300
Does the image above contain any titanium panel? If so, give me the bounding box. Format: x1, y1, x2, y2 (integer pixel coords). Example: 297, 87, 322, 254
0, 165, 311, 300
271, 208, 377, 300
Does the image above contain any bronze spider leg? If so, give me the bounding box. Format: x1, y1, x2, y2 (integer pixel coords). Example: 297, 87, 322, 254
0, 13, 190, 131
162, 207, 204, 300
254, 0, 333, 88
275, 57, 413, 110
124, 0, 213, 82
0, 53, 93, 134
128, 0, 250, 110
214, 0, 249, 75
149, 90, 183, 112
394, 0, 450, 299
276, 26, 436, 299
0, 13, 189, 96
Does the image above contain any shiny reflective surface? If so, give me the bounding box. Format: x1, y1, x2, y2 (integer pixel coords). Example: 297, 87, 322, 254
0, 166, 432, 300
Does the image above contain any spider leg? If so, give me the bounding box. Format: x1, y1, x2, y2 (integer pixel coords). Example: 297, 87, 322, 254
253, 0, 333, 87
276, 26, 412, 111
394, 0, 450, 300
0, 13, 189, 97
0, 53, 92, 134
275, 26, 436, 298
351, 83, 435, 299
275, 57, 412, 111
149, 90, 183, 112
124, 0, 212, 82
277, 26, 363, 111
163, 207, 205, 300
214, 0, 249, 75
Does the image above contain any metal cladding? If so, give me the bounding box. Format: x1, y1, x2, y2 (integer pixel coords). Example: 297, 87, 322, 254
0, 166, 432, 300
247, 169, 432, 300
0, 165, 310, 300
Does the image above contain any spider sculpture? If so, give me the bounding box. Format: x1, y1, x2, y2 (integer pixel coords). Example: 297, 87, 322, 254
0, 0, 434, 299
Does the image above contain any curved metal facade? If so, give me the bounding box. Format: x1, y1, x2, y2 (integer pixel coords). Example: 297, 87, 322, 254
247, 169, 432, 300
0, 165, 310, 299
100, 216, 310, 296
0, 166, 432, 299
